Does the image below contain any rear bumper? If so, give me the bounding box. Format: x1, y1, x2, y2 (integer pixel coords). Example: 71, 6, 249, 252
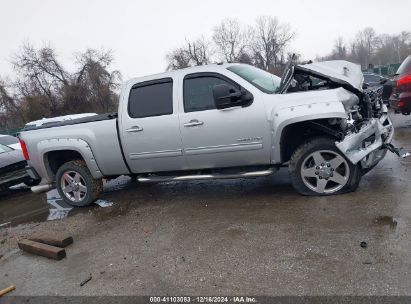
335, 112, 393, 168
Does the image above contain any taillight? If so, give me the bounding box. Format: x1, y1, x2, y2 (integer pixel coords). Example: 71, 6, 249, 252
397, 75, 411, 92
398, 100, 406, 108
19, 139, 30, 160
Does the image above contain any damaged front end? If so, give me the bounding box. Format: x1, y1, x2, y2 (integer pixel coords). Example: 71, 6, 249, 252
283, 59, 409, 168
336, 87, 409, 168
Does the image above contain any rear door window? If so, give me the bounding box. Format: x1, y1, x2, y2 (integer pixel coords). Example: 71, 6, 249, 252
128, 78, 173, 118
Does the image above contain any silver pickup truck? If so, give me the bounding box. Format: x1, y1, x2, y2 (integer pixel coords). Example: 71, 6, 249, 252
19, 60, 404, 206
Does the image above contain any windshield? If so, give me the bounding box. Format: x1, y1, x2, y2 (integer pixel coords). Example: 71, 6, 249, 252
227, 65, 281, 94
0, 143, 13, 154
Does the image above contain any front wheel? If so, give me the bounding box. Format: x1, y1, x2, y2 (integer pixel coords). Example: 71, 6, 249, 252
56, 160, 102, 207
289, 137, 361, 196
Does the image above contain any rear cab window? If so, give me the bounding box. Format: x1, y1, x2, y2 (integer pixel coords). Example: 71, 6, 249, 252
128, 78, 173, 118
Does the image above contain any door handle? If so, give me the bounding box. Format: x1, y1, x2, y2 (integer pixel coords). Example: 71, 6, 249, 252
184, 119, 204, 127
126, 126, 144, 132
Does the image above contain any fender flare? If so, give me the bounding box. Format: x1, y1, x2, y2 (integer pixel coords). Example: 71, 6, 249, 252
38, 138, 103, 180
271, 101, 347, 163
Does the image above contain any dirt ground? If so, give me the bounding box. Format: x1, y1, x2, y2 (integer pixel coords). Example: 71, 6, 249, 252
0, 113, 410, 296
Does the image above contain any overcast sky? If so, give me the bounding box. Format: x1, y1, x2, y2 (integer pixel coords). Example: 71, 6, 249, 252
1, 0, 410, 80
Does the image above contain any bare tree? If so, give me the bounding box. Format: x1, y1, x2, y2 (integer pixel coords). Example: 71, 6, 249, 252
166, 36, 213, 70
6, 44, 121, 126
350, 27, 379, 68
332, 37, 348, 60
166, 47, 191, 70
12, 43, 67, 115
212, 18, 251, 63
0, 78, 24, 129
186, 37, 213, 66
252, 16, 295, 72
71, 49, 121, 113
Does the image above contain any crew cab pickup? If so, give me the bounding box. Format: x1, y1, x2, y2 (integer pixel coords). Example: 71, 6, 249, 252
19, 60, 404, 206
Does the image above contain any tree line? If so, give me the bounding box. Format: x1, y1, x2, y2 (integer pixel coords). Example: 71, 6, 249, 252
0, 44, 120, 131
166, 16, 295, 74
1, 17, 410, 131
319, 27, 411, 69
166, 18, 410, 72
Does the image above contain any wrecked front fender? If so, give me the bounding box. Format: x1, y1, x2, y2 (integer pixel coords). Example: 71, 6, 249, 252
335, 113, 394, 168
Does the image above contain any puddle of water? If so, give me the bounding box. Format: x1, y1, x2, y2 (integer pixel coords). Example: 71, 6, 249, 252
373, 215, 407, 241
0, 185, 116, 227
45, 189, 114, 221
374, 215, 398, 229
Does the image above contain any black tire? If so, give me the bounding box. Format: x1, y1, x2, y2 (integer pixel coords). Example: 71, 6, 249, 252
24, 178, 41, 187
289, 137, 362, 196
56, 160, 102, 207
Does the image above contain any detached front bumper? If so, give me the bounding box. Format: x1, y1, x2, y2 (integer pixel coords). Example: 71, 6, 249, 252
335, 113, 394, 168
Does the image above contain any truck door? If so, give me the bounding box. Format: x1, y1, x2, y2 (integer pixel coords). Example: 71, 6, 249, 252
119, 77, 188, 173
179, 72, 271, 170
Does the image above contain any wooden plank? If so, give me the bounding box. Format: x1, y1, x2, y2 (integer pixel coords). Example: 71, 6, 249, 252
18, 239, 66, 260
29, 235, 73, 248
0, 285, 16, 297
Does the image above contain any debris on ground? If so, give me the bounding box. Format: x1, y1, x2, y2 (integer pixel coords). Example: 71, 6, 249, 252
80, 274, 92, 287
18, 239, 66, 260
0, 285, 16, 297
94, 200, 114, 208
360, 241, 368, 248
29, 234, 73, 248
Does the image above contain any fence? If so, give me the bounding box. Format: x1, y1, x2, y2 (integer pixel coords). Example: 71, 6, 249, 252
365, 63, 401, 76
0, 128, 21, 136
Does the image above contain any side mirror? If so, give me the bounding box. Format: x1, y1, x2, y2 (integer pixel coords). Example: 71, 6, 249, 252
212, 84, 253, 109
362, 83, 369, 89
380, 78, 388, 84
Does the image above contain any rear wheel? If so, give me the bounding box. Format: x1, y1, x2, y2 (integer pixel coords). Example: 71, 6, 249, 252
56, 160, 102, 207
289, 137, 361, 196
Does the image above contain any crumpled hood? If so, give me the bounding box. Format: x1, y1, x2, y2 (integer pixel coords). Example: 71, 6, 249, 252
295, 60, 364, 94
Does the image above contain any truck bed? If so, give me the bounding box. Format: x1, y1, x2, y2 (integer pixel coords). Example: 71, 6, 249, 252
20, 115, 130, 179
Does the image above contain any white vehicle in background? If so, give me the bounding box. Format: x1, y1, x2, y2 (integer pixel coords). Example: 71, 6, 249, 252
23, 113, 97, 130
0, 134, 21, 150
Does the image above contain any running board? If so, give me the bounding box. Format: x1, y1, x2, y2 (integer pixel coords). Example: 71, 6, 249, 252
137, 168, 277, 183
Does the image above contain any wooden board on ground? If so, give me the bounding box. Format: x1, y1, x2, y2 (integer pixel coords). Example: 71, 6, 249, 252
29, 235, 73, 248
18, 239, 66, 260
0, 285, 16, 297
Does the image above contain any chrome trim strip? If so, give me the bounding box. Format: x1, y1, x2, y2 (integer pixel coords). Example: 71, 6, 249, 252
185, 142, 263, 155
129, 149, 183, 160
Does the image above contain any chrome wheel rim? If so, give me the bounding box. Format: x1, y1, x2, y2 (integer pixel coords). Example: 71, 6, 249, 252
300, 150, 350, 194
60, 170, 88, 203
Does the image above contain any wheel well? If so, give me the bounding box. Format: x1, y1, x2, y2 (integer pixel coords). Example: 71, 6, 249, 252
280, 119, 344, 163
45, 150, 84, 177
